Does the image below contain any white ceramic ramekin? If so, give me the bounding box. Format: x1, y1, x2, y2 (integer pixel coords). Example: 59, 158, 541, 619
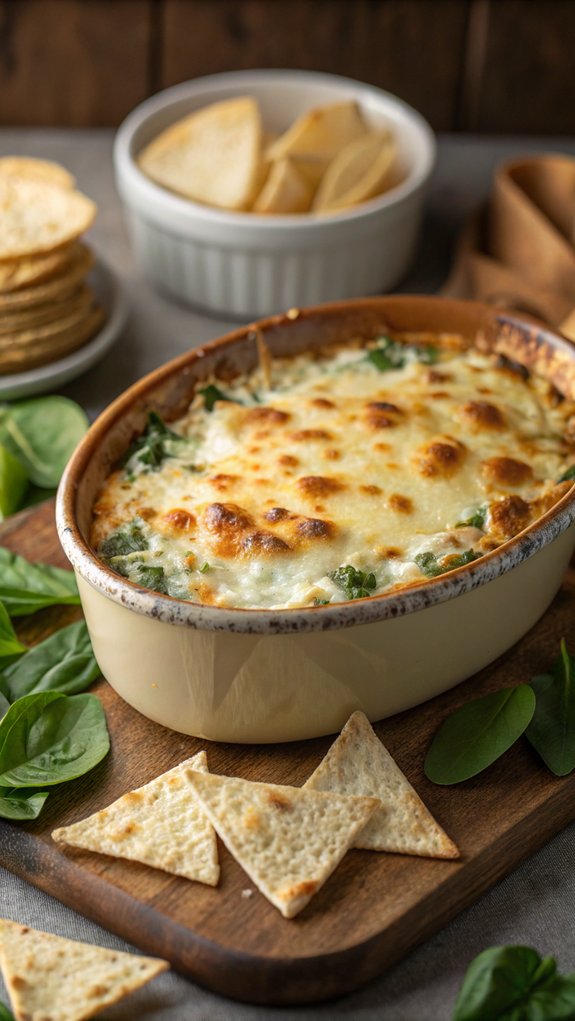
113, 70, 436, 318
56, 297, 575, 744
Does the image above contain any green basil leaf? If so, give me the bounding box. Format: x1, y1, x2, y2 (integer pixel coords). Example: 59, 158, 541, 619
0, 548, 80, 616
0, 785, 49, 820
425, 685, 536, 785
198, 384, 242, 412
0, 397, 88, 488
331, 565, 377, 600
0, 1003, 16, 1021
0, 621, 100, 703
453, 945, 562, 1021
0, 691, 110, 788
0, 442, 28, 521
0, 602, 26, 659
122, 411, 186, 475
526, 640, 575, 776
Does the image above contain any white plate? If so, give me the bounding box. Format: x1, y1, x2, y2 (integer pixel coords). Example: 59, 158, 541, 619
0, 257, 129, 400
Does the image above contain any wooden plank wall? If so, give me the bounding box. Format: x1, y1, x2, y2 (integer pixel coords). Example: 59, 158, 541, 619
0, 0, 573, 132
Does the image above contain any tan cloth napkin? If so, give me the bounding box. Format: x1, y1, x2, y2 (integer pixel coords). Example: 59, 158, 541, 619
441, 154, 575, 341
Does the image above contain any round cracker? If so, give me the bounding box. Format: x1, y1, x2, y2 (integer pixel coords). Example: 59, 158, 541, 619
0, 285, 93, 336
0, 243, 93, 309
0, 156, 75, 190
0, 296, 100, 351
0, 243, 77, 294
0, 178, 96, 261
0, 305, 105, 374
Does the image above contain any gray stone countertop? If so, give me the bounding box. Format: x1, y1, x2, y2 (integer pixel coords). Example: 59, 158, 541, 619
1, 130, 575, 1020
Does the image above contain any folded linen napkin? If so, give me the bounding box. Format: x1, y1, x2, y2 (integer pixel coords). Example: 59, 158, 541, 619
441, 154, 575, 341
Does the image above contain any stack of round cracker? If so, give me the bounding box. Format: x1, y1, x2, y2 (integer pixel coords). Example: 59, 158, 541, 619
0, 157, 105, 375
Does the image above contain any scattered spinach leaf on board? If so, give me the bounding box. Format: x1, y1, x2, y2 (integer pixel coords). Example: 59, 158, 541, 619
424, 685, 536, 785
331, 565, 377, 600
0, 786, 50, 821
0, 691, 109, 789
453, 945, 575, 1021
0, 620, 100, 703
0, 602, 26, 660
526, 639, 575, 776
0, 1002, 15, 1020
122, 411, 186, 474
0, 547, 80, 617
0, 692, 9, 718
0, 397, 88, 489
198, 384, 242, 412
0, 443, 28, 521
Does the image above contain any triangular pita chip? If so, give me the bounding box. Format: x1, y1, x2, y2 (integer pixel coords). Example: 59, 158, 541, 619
52, 751, 219, 886
304, 712, 459, 859
185, 769, 377, 918
0, 919, 168, 1021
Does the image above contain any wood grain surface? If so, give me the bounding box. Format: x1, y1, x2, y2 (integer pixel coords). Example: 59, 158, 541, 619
1, 501, 575, 1005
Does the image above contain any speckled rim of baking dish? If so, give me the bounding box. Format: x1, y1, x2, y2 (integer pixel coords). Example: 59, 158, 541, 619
56, 296, 575, 635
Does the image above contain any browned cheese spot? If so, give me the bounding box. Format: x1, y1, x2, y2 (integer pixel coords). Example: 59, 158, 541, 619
242, 406, 291, 426
374, 441, 391, 452
324, 448, 341, 460
381, 546, 403, 558
489, 495, 531, 539
278, 454, 299, 467
310, 397, 336, 409
290, 428, 332, 441
241, 530, 292, 555
296, 475, 344, 499
296, 517, 334, 540
264, 506, 293, 522
389, 493, 413, 513
208, 473, 238, 492
426, 369, 452, 384
430, 391, 450, 399
162, 508, 196, 535
136, 506, 156, 521
202, 502, 254, 557
365, 401, 403, 430
459, 400, 505, 430
481, 456, 533, 487
360, 484, 382, 496
414, 437, 466, 477
195, 582, 216, 605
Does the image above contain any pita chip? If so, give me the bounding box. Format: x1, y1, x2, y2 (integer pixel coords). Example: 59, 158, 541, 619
185, 769, 377, 918
304, 712, 459, 859
0, 919, 168, 1021
52, 751, 219, 886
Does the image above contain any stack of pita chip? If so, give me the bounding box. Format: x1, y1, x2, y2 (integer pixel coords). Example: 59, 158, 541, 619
0, 918, 168, 1021
0, 157, 104, 375
52, 714, 458, 921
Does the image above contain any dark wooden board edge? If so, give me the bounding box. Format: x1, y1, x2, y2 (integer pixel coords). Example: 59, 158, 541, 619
2, 773, 574, 1006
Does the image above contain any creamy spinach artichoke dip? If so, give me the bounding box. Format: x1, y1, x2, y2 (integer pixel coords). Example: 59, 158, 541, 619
91, 332, 575, 609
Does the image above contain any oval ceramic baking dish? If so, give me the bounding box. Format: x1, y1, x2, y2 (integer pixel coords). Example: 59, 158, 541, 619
56, 297, 575, 743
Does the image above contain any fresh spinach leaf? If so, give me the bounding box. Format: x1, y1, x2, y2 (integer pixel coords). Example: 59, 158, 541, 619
0, 397, 88, 489
0, 548, 80, 617
0, 692, 9, 718
415, 549, 481, 578
0, 602, 26, 660
0, 786, 49, 821
99, 519, 148, 560
0, 443, 28, 521
0, 1003, 16, 1020
0, 691, 109, 788
425, 685, 536, 785
198, 384, 242, 412
331, 565, 377, 600
453, 945, 575, 1021
558, 464, 575, 483
123, 411, 185, 474
526, 640, 575, 776
0, 620, 100, 703
456, 505, 488, 530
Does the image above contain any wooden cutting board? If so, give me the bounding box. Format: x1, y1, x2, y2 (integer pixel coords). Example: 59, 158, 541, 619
1, 501, 575, 1006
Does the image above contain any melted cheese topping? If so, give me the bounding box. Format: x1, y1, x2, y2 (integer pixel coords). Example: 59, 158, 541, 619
91, 334, 575, 609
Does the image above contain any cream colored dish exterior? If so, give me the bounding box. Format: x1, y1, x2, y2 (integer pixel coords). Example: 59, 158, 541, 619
56, 297, 575, 744
113, 70, 435, 318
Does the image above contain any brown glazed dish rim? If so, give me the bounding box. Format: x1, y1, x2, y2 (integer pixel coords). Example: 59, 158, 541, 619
56, 295, 575, 635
